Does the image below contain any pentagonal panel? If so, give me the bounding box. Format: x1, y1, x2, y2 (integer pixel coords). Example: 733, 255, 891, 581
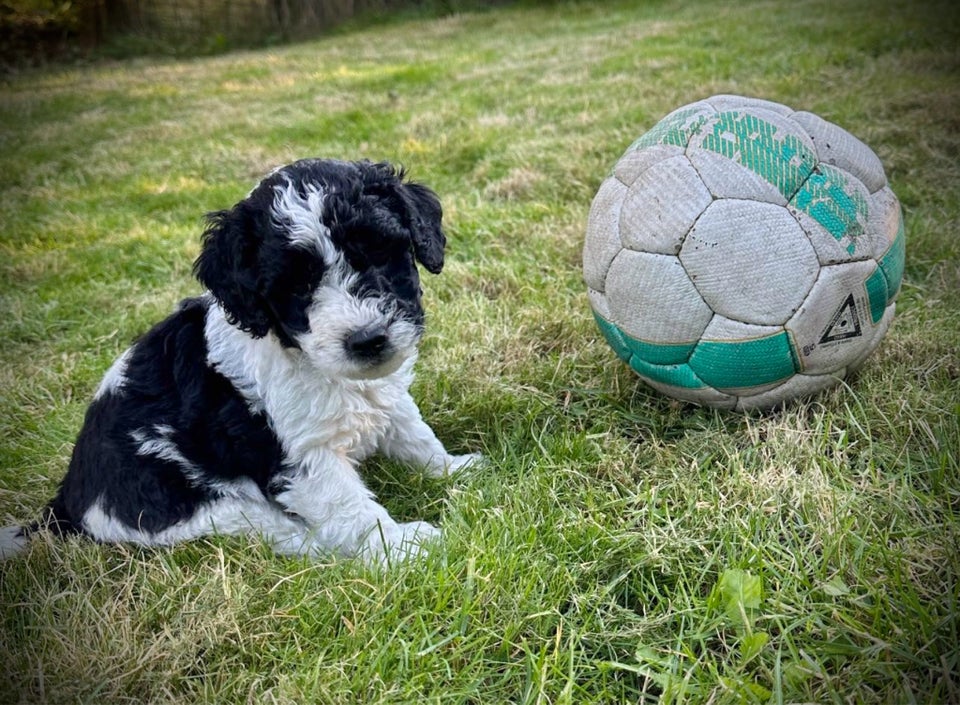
689, 148, 788, 205
787, 259, 879, 374
613, 144, 686, 187
619, 155, 712, 255
680, 199, 819, 326
605, 249, 713, 344
583, 176, 627, 292
791, 110, 887, 193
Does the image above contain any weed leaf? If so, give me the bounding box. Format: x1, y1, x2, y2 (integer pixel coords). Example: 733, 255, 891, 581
739, 630, 769, 664
711, 568, 763, 627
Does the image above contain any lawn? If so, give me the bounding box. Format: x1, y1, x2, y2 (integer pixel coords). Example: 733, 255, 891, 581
1, 0, 958, 702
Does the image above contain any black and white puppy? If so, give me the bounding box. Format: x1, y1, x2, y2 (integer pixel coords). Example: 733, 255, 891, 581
0, 159, 479, 565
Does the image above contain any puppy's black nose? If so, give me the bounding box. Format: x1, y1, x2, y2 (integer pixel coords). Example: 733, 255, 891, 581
345, 326, 390, 360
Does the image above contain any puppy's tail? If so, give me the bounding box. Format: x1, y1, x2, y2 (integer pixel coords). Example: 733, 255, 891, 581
0, 525, 28, 560
1, 498, 82, 560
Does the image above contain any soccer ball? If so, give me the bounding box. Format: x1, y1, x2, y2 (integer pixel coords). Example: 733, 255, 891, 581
583, 95, 905, 410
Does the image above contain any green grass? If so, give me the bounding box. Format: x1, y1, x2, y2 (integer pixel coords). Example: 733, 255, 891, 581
1, 0, 959, 702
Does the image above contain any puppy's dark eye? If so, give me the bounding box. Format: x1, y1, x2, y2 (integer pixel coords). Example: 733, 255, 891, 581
344, 233, 406, 272
285, 254, 324, 296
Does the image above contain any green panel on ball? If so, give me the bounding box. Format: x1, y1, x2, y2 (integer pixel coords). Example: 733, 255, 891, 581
864, 266, 889, 324
791, 163, 869, 254
630, 339, 697, 365
628, 107, 708, 152
593, 313, 704, 388
593, 313, 697, 364
630, 358, 706, 389
699, 111, 817, 201
689, 331, 799, 390
879, 216, 906, 299
592, 312, 633, 363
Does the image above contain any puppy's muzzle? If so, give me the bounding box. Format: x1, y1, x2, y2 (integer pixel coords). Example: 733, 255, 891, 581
345, 324, 390, 362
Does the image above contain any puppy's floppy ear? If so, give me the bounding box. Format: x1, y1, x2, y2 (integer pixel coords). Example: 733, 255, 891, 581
399, 181, 446, 274
193, 203, 273, 338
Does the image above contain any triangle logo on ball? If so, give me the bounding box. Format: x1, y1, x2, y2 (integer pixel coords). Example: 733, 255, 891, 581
819, 293, 863, 344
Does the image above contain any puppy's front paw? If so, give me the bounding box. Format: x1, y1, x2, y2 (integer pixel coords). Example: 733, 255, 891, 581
426, 452, 485, 478
361, 520, 440, 566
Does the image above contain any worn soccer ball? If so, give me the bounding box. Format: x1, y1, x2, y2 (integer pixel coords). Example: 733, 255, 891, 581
583, 95, 905, 410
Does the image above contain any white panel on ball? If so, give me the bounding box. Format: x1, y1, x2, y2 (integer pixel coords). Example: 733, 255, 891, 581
645, 378, 737, 409
613, 144, 686, 187
605, 250, 713, 343
680, 199, 820, 326
790, 111, 887, 194
686, 107, 818, 202
846, 304, 895, 372
586, 288, 611, 321
583, 177, 627, 292
786, 259, 879, 374
619, 155, 712, 255
868, 187, 904, 259
706, 94, 794, 116
689, 148, 788, 205
734, 373, 845, 411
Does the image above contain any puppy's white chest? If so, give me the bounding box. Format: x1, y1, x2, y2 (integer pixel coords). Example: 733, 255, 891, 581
324, 383, 395, 460
265, 362, 409, 464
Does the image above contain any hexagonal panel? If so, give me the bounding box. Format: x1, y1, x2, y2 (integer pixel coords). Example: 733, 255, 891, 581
735, 373, 845, 411
645, 376, 737, 409
687, 107, 817, 203
689, 148, 787, 205
613, 143, 686, 187
689, 315, 797, 392
627, 100, 715, 152
706, 94, 794, 116
587, 287, 612, 321
680, 199, 820, 326
846, 303, 895, 372
868, 186, 904, 260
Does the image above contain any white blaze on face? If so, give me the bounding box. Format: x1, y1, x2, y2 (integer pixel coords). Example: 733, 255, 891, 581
270, 179, 336, 261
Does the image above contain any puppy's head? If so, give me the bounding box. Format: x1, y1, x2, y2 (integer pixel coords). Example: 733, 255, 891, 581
194, 159, 446, 379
